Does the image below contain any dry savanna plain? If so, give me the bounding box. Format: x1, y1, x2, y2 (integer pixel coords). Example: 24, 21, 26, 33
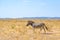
0, 19, 60, 40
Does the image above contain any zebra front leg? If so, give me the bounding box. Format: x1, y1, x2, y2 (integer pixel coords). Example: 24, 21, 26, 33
40, 27, 42, 31
43, 26, 46, 33
33, 28, 36, 33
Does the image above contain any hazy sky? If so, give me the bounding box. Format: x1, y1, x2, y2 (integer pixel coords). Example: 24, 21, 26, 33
0, 0, 60, 18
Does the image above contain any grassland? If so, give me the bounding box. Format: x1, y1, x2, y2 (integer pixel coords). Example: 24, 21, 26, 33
0, 19, 60, 40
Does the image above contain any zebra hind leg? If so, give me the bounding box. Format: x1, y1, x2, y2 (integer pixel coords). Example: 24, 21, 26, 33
44, 25, 48, 31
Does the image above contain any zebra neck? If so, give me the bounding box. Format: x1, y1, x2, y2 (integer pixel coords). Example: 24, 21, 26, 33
30, 23, 33, 26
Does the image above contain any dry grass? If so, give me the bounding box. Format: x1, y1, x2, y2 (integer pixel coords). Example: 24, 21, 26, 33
0, 19, 60, 40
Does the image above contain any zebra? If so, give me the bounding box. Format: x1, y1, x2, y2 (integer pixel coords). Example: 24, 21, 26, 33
26, 20, 49, 33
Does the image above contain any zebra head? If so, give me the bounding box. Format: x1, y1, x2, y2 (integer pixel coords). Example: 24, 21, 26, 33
26, 21, 34, 26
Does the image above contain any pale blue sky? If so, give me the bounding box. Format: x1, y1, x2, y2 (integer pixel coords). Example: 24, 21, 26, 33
0, 0, 60, 18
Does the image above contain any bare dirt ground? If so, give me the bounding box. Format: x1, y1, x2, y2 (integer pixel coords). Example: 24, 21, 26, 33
0, 19, 60, 40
